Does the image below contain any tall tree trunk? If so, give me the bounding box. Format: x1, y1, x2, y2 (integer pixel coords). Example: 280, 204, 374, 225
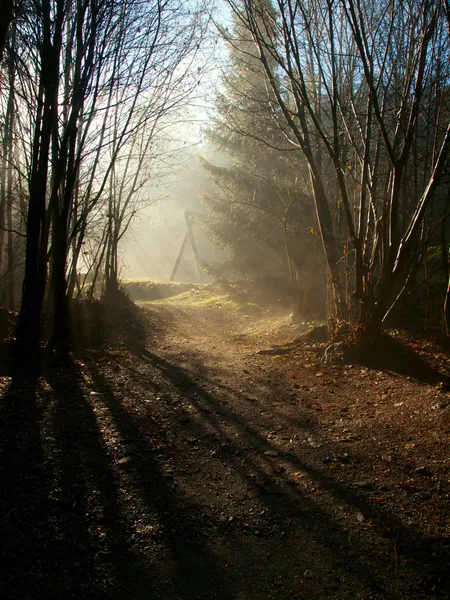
7, 192, 14, 311
14, 0, 62, 364
444, 247, 450, 337
0, 0, 14, 61
5, 25, 16, 310
48, 212, 70, 348
0, 28, 15, 276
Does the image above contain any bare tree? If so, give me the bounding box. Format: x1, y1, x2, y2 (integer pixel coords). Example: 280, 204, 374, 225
228, 0, 450, 350
5, 0, 210, 362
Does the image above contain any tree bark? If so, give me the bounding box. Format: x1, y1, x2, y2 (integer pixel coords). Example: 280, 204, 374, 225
0, 0, 13, 62
14, 0, 62, 364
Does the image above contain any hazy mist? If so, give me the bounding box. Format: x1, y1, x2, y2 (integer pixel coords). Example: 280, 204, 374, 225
120, 143, 221, 282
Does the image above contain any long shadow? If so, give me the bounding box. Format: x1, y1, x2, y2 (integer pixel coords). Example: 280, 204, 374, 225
71, 292, 166, 355
120, 348, 390, 594
361, 334, 450, 385
0, 374, 47, 598
125, 342, 450, 598
85, 359, 235, 600
44, 359, 155, 599
0, 358, 158, 599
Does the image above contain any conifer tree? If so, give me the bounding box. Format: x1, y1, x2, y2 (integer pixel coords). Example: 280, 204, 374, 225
202, 12, 326, 316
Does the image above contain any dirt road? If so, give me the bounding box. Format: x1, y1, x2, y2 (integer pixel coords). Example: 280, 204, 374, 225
1, 302, 449, 599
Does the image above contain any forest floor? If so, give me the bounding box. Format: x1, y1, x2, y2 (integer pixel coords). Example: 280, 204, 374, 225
1, 288, 450, 599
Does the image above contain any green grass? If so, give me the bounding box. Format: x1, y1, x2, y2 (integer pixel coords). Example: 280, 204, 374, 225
137, 287, 264, 314
122, 277, 297, 316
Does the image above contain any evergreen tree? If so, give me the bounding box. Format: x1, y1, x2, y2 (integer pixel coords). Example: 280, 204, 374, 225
202, 13, 326, 316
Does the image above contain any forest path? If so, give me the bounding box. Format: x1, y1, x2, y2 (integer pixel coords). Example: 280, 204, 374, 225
1, 302, 449, 599
109, 301, 449, 599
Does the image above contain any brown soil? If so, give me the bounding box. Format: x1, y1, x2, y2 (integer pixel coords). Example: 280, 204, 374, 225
1, 302, 449, 599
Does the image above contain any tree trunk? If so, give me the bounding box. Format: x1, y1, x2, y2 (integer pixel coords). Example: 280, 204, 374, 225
0, 29, 15, 276
0, 0, 13, 62
14, 1, 61, 365
48, 215, 70, 349
444, 247, 450, 337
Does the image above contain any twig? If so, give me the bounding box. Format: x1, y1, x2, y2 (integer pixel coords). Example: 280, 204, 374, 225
0, 224, 25, 237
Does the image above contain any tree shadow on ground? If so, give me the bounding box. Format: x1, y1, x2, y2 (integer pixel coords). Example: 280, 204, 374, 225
70, 292, 164, 354
360, 334, 450, 385
0, 362, 149, 599
0, 375, 47, 598
85, 358, 235, 600
122, 340, 450, 598
0, 355, 234, 599
43, 360, 151, 599
2, 330, 449, 598
49, 355, 234, 600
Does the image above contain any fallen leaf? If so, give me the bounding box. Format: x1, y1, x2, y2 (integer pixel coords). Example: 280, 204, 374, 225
373, 497, 387, 505
264, 450, 279, 457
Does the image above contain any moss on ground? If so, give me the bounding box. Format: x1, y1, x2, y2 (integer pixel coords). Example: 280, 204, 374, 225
136, 287, 264, 315
122, 277, 295, 315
